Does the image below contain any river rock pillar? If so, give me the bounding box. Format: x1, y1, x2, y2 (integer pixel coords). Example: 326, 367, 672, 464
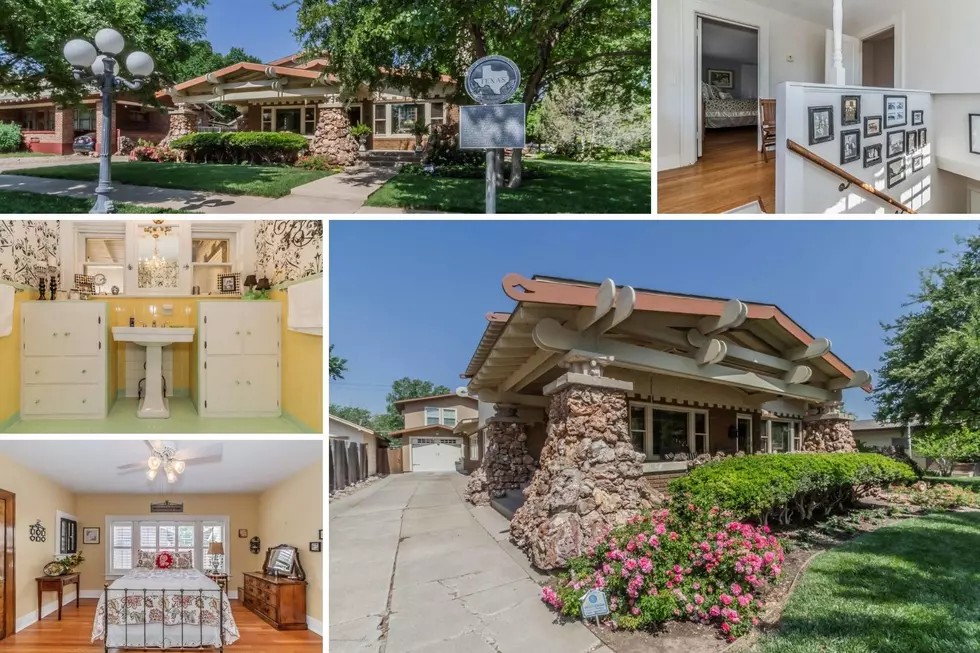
464, 404, 536, 506
802, 401, 857, 452
509, 352, 659, 570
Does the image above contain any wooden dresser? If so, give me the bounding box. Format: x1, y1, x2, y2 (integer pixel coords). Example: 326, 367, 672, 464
242, 572, 307, 630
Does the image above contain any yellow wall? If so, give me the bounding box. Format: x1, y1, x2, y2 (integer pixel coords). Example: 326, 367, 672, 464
0, 290, 35, 426
74, 493, 261, 593
273, 289, 323, 432
258, 458, 323, 622
0, 453, 77, 626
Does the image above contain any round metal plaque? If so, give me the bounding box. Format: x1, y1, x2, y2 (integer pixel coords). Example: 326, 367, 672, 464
465, 55, 521, 105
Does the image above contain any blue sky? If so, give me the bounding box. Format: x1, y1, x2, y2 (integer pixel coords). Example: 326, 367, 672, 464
329, 220, 977, 419
202, 0, 300, 63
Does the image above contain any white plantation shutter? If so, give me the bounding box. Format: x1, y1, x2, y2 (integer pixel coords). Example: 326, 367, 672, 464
159, 525, 177, 548
112, 522, 134, 573
107, 517, 229, 576
202, 522, 226, 573
140, 524, 157, 549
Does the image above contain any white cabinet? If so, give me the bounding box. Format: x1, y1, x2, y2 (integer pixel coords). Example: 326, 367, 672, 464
21, 302, 108, 419
197, 302, 281, 417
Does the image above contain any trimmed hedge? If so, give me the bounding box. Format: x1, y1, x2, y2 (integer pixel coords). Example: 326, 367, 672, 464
169, 131, 309, 164
669, 453, 916, 526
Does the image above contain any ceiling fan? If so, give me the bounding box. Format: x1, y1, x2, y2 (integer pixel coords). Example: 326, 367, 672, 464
117, 441, 223, 483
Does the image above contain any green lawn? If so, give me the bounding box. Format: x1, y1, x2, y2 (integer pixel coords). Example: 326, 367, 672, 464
0, 190, 186, 213
3, 161, 335, 198
756, 512, 980, 652
0, 151, 53, 158
925, 476, 980, 491
363, 159, 652, 213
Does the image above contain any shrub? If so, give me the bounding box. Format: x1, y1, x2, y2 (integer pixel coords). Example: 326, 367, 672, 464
0, 121, 23, 153
170, 131, 309, 164
295, 155, 340, 171
542, 508, 784, 642
349, 122, 372, 137
886, 480, 980, 509
668, 454, 917, 526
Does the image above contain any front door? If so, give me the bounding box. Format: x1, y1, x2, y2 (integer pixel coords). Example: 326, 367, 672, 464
0, 489, 14, 641
347, 106, 362, 129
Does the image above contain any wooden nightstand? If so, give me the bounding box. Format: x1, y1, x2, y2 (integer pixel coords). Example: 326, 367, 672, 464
35, 573, 80, 621
206, 573, 229, 593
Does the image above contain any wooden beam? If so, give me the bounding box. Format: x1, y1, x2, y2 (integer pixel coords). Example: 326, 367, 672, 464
783, 365, 813, 384
476, 390, 551, 408
695, 338, 727, 366
826, 369, 871, 390
697, 298, 748, 336
591, 286, 637, 336
576, 278, 616, 331
500, 348, 561, 393
786, 338, 832, 361
532, 318, 835, 403
687, 329, 793, 372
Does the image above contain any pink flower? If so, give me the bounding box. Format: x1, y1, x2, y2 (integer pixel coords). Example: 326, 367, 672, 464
738, 595, 751, 607
694, 594, 704, 605
709, 605, 721, 617
632, 606, 641, 615
686, 603, 695, 613
719, 594, 733, 606
731, 583, 742, 596
721, 622, 731, 634
752, 617, 760, 626
655, 523, 667, 536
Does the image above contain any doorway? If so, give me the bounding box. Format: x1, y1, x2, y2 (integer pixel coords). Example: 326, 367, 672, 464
0, 488, 14, 641
697, 16, 761, 161
862, 27, 895, 88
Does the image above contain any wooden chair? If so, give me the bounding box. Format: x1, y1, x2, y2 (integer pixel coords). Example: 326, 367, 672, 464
760, 99, 777, 162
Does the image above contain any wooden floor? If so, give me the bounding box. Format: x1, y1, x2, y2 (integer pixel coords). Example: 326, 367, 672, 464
658, 126, 775, 214
0, 599, 322, 652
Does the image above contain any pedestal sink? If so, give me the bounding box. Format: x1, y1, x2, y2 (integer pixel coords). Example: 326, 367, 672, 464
112, 327, 195, 418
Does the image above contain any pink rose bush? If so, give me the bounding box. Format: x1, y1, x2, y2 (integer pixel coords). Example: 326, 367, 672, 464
541, 505, 783, 641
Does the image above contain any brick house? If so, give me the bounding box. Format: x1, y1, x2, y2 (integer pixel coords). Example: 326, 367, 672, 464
460, 273, 872, 569
0, 92, 172, 154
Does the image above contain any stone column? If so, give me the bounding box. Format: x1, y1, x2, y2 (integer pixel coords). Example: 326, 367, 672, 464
509, 353, 660, 570
159, 106, 199, 148
802, 401, 857, 452
463, 404, 536, 506
312, 106, 359, 166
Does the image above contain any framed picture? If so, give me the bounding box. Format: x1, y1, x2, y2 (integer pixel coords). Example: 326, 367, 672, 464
906, 130, 918, 154
83, 527, 100, 545
912, 154, 924, 172
841, 129, 861, 165
918, 128, 928, 148
841, 95, 861, 125
887, 130, 906, 157
971, 115, 980, 154
707, 69, 734, 89
884, 95, 908, 128
887, 156, 907, 189
309, 541, 322, 553
912, 110, 924, 126
218, 272, 241, 295
318, 529, 323, 540
238, 529, 248, 538
864, 115, 883, 138
863, 143, 882, 168
808, 106, 835, 145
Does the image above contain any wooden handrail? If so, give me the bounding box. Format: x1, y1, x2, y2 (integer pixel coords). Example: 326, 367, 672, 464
786, 139, 916, 214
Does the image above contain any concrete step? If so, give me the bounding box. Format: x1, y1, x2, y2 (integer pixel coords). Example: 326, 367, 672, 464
358, 150, 422, 167
490, 489, 525, 521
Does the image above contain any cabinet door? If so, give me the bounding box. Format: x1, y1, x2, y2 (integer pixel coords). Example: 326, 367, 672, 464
60, 305, 103, 356
204, 356, 244, 414
202, 304, 243, 356
242, 355, 279, 413
22, 308, 66, 356
242, 304, 279, 356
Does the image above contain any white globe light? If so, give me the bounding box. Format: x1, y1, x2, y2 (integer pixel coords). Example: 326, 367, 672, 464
91, 55, 109, 76
173, 459, 186, 474
147, 455, 161, 470
166, 470, 177, 484
94, 28, 125, 55
126, 51, 155, 77
64, 39, 98, 67
146, 468, 158, 481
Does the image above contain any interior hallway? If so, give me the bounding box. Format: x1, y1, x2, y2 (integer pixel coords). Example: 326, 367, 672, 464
658, 126, 774, 213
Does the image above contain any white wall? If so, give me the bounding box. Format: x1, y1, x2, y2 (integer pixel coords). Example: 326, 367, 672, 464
777, 82, 935, 213
658, 0, 828, 170
929, 93, 980, 213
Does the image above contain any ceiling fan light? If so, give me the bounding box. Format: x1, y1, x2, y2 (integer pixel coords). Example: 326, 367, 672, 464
146, 468, 157, 481
166, 470, 177, 484
173, 460, 186, 474
148, 455, 161, 470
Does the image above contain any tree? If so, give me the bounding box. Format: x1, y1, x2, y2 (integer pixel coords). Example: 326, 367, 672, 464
284, 0, 651, 187
913, 426, 980, 477
874, 233, 980, 429
0, 0, 208, 104
329, 404, 374, 428
329, 344, 348, 380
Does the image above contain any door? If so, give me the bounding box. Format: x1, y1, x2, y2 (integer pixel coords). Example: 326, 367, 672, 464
61, 305, 102, 356
0, 489, 14, 641
697, 15, 704, 158
826, 30, 863, 85
202, 304, 243, 356
736, 414, 753, 454
242, 355, 279, 413
204, 356, 242, 413
23, 307, 65, 356
242, 304, 279, 356
411, 437, 462, 472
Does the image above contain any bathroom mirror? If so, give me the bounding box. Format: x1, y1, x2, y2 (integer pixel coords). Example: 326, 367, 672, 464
263, 544, 306, 580
138, 226, 180, 290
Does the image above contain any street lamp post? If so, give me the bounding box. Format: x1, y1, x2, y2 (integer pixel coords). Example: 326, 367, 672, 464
63, 28, 154, 214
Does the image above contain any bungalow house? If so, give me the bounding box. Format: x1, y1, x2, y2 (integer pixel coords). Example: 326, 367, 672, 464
461, 273, 872, 569
388, 393, 478, 473
329, 414, 381, 477
161, 52, 458, 165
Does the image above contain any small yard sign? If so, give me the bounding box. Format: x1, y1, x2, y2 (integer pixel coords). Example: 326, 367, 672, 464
580, 589, 610, 623
459, 105, 526, 150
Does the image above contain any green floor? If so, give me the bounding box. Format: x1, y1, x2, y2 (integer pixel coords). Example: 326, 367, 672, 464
3, 398, 307, 434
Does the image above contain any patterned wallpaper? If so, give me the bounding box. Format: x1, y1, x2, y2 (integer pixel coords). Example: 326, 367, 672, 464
255, 220, 323, 284
0, 219, 60, 287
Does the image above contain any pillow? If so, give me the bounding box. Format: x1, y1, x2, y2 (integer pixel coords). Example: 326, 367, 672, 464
719, 91, 734, 100
174, 550, 193, 569
154, 551, 175, 570
136, 550, 156, 569
701, 82, 719, 100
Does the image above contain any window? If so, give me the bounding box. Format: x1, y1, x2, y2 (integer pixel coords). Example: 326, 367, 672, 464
630, 406, 646, 455
58, 514, 78, 555
763, 420, 802, 453
192, 238, 232, 295
430, 102, 445, 125
629, 403, 709, 461
128, 110, 148, 123
202, 522, 225, 573
261, 108, 272, 132
304, 107, 316, 134
83, 236, 125, 294
107, 517, 230, 576
425, 407, 440, 425
140, 522, 196, 561
443, 408, 457, 427
24, 108, 54, 131
374, 104, 387, 135
391, 103, 424, 134
275, 108, 302, 134
112, 521, 134, 571
424, 406, 458, 426
74, 107, 95, 131
736, 415, 753, 454
469, 435, 480, 460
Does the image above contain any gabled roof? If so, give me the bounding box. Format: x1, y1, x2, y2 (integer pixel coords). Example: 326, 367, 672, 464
329, 414, 376, 436
171, 62, 323, 92
393, 393, 477, 414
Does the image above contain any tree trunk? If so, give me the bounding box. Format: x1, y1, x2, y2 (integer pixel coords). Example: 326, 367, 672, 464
508, 148, 524, 188
495, 149, 505, 187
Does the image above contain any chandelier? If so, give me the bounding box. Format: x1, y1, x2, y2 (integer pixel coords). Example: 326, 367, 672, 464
146, 443, 186, 484
141, 223, 172, 273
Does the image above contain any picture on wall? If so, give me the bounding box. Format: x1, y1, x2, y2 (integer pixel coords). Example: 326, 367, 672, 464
864, 143, 882, 168
887, 156, 908, 188
841, 95, 861, 125
841, 129, 861, 165
887, 130, 906, 157
912, 154, 924, 172
864, 115, 883, 138
918, 128, 928, 148
912, 110, 924, 126
906, 130, 918, 154
884, 95, 908, 128
972, 114, 980, 154
707, 69, 734, 89
809, 106, 835, 145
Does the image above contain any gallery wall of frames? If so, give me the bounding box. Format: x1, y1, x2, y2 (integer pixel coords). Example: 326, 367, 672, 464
777, 83, 933, 214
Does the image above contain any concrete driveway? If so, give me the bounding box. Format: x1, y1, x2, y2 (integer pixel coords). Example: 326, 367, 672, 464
330, 473, 607, 653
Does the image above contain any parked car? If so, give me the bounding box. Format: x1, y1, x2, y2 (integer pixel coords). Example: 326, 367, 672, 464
73, 133, 95, 154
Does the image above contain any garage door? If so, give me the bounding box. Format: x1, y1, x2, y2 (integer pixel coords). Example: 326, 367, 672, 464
411, 437, 462, 472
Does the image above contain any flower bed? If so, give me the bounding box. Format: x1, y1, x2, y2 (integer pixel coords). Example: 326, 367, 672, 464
883, 480, 980, 509
542, 507, 784, 642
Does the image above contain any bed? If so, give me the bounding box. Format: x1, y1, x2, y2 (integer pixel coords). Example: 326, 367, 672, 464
702, 83, 759, 129
91, 567, 240, 652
